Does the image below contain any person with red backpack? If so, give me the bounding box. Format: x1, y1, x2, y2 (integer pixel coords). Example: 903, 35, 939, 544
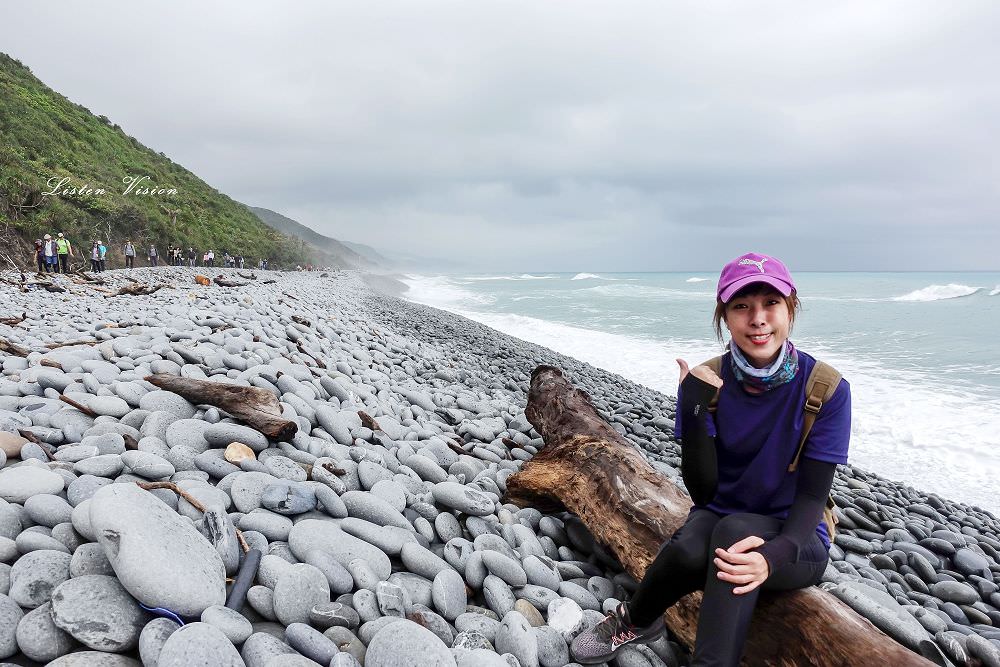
572, 253, 851, 667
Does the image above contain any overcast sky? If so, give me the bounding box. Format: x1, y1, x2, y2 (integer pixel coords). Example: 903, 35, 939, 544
5, 1, 1000, 271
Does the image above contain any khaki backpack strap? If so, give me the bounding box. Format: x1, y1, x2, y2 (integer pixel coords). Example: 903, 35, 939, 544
698, 355, 722, 414
788, 361, 842, 472
698, 355, 724, 413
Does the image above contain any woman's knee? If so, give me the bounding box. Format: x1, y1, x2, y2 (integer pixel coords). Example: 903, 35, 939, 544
658, 536, 712, 573
710, 512, 777, 549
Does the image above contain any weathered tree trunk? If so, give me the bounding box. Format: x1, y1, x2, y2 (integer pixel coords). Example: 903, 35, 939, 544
145, 374, 297, 441
503, 365, 935, 667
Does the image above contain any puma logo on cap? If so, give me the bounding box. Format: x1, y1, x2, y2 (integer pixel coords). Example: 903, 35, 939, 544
739, 257, 768, 274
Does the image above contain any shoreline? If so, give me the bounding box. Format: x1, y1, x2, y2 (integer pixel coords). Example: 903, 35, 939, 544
0, 268, 998, 665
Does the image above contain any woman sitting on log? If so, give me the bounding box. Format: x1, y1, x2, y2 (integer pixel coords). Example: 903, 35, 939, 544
572, 252, 852, 666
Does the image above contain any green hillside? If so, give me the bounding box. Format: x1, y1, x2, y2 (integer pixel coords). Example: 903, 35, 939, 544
0, 52, 314, 269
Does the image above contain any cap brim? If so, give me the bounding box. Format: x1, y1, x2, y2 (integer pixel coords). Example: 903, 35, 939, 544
719, 275, 793, 303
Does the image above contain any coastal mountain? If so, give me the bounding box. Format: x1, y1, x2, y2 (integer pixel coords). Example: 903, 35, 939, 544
0, 52, 365, 270
246, 205, 384, 270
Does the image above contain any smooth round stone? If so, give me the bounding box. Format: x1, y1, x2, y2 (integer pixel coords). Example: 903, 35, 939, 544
139, 617, 181, 667
24, 494, 74, 527
50, 575, 146, 652
17, 600, 74, 662
201, 605, 253, 645
288, 520, 392, 580
47, 652, 141, 666
156, 622, 244, 667
546, 598, 585, 642
339, 517, 416, 555
0, 593, 23, 659
261, 482, 316, 515
341, 491, 411, 530
558, 581, 601, 611
226, 442, 256, 464
88, 482, 227, 616
73, 454, 124, 478
165, 419, 210, 452
495, 610, 538, 667
514, 599, 545, 627
0, 466, 64, 502
284, 622, 340, 664
53, 445, 100, 463
370, 480, 407, 512
240, 510, 293, 542
0, 432, 27, 458
121, 451, 175, 479
523, 556, 562, 590
829, 580, 931, 654
8, 549, 72, 608
953, 548, 991, 577
483, 575, 517, 618
534, 624, 569, 666
231, 472, 281, 513
140, 391, 196, 419
205, 423, 269, 452
365, 618, 457, 667
87, 396, 132, 418
241, 631, 298, 667
67, 475, 113, 506
14, 526, 70, 554
303, 551, 355, 595
264, 456, 307, 482
433, 569, 468, 621
309, 602, 360, 630
194, 450, 241, 478
930, 581, 980, 605
247, 586, 277, 621
431, 481, 495, 516
481, 551, 528, 587
273, 563, 331, 625
514, 584, 560, 613
70, 542, 115, 577
400, 542, 453, 580
81, 433, 127, 455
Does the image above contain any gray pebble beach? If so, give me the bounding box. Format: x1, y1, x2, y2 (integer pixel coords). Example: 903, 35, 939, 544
0, 266, 998, 666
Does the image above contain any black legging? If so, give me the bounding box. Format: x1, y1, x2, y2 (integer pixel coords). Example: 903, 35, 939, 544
628, 509, 828, 667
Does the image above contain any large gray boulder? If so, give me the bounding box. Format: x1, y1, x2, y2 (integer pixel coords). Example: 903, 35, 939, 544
89, 482, 226, 616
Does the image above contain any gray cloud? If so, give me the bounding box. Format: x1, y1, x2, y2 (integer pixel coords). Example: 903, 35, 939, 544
5, 0, 999, 270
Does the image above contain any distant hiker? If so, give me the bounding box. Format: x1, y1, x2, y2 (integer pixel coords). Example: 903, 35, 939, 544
90, 241, 101, 273
33, 239, 44, 273
41, 234, 59, 273
187, 247, 196, 268
223, 251, 232, 268
98, 240, 108, 272
206, 249, 215, 268
148, 245, 158, 266
55, 233, 72, 273
124, 240, 136, 269
237, 255, 244, 269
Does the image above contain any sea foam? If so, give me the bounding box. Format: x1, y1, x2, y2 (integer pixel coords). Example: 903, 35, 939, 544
893, 284, 981, 302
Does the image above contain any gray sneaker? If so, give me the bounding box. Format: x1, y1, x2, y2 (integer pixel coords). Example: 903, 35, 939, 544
571, 602, 665, 665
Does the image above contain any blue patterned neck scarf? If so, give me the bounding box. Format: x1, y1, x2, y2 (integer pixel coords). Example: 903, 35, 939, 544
729, 339, 799, 392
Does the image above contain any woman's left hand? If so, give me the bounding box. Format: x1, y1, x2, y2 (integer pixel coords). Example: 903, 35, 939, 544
714, 536, 770, 595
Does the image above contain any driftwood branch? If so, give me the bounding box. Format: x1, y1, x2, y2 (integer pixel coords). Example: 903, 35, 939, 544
144, 374, 297, 441
503, 365, 935, 667
214, 276, 248, 287
0, 338, 30, 357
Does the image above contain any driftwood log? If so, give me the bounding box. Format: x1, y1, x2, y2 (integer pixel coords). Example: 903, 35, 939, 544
214, 276, 248, 287
503, 365, 935, 667
145, 374, 297, 440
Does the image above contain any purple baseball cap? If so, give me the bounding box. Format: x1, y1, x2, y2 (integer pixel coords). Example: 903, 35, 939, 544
717, 252, 796, 303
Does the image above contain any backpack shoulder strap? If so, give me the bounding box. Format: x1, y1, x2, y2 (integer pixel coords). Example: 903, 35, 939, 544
697, 355, 724, 413
788, 360, 842, 472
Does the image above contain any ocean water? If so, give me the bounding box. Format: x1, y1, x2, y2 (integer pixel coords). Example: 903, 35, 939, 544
401, 272, 1000, 515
